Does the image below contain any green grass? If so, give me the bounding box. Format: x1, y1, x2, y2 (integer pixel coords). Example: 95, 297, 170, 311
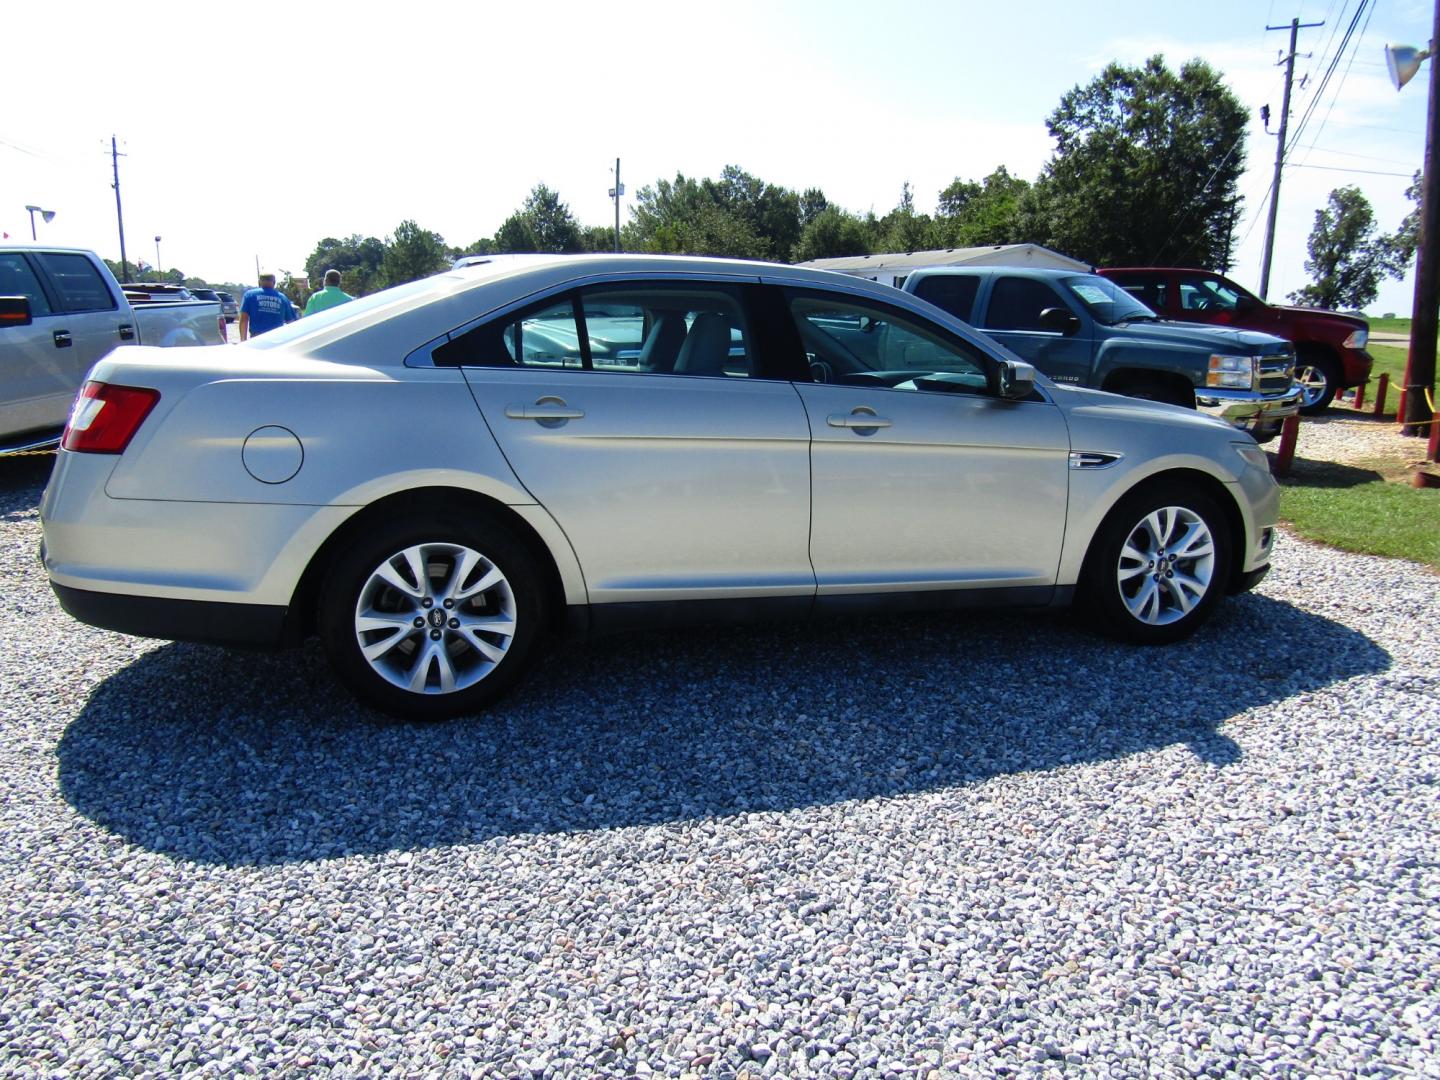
1367, 315, 1412, 336
1367, 343, 1410, 395
1279, 480, 1440, 569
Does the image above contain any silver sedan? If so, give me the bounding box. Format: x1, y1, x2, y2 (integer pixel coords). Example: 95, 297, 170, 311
41, 255, 1279, 718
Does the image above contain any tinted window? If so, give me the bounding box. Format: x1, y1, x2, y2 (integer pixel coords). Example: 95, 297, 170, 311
1106, 274, 1167, 311
789, 291, 991, 395
580, 284, 752, 378
911, 275, 979, 323
0, 254, 52, 317
435, 296, 583, 368
984, 277, 1065, 331
35, 253, 116, 313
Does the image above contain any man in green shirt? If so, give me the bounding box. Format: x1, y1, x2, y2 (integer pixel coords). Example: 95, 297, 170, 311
303, 269, 354, 316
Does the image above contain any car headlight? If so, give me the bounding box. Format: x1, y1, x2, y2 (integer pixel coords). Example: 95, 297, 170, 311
1208, 354, 1256, 389
1343, 329, 1368, 349
1233, 441, 1270, 471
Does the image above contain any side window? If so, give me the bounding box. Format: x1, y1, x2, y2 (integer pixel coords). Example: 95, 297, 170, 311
789, 291, 992, 396
579, 284, 752, 378
34, 253, 116, 313
911, 275, 979, 323
1177, 275, 1238, 312
0, 254, 52, 317
984, 277, 1066, 331
434, 296, 583, 368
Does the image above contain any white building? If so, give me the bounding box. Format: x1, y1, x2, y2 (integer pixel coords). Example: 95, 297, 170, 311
796, 243, 1088, 290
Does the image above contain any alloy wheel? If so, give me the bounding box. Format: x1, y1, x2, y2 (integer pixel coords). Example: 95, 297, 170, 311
1294, 362, 1331, 409
353, 542, 517, 694
1115, 506, 1216, 626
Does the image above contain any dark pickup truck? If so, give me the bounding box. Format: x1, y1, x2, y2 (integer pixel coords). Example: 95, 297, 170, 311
1098, 266, 1371, 413
902, 266, 1302, 442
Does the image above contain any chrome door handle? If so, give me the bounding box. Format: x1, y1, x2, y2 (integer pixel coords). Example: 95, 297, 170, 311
827, 409, 891, 429
118, 324, 135, 341
504, 398, 585, 422
53, 330, 72, 349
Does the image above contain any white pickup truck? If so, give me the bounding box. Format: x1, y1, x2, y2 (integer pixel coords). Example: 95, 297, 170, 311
0, 246, 225, 454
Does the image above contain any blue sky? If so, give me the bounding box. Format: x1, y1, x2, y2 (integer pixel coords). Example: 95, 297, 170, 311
3, 0, 1431, 312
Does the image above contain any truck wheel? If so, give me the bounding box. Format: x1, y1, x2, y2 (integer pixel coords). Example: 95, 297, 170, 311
1079, 482, 1232, 645
1295, 351, 1340, 414
317, 512, 545, 719
1122, 378, 1194, 409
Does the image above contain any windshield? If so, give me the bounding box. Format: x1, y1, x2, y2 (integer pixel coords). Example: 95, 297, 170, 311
1063, 274, 1157, 325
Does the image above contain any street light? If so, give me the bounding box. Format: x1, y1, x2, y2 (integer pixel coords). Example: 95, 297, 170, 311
154, 236, 163, 278
23, 205, 55, 241
1386, 19, 1440, 439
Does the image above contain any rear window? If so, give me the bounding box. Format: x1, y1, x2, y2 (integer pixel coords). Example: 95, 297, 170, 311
911, 275, 979, 323
35, 253, 117, 313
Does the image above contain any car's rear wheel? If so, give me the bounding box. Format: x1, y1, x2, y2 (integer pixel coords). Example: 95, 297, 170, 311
1295, 351, 1340, 414
1080, 483, 1232, 644
318, 514, 544, 719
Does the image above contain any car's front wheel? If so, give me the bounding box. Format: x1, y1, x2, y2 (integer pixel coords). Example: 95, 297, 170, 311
1080, 483, 1232, 644
1295, 351, 1341, 413
318, 513, 544, 719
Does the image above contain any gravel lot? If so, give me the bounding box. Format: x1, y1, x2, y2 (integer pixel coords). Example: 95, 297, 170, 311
1, 454, 1437, 1078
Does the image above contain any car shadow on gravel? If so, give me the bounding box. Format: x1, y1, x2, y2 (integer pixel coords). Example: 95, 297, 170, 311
56, 593, 1389, 865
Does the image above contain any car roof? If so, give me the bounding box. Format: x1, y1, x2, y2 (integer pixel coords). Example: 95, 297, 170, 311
908, 265, 1086, 281
245, 253, 1004, 367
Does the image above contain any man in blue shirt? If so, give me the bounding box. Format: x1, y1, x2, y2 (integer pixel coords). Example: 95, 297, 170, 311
238, 272, 298, 340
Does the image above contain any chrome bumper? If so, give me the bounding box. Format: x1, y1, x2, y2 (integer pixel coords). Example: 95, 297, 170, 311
1194, 385, 1304, 431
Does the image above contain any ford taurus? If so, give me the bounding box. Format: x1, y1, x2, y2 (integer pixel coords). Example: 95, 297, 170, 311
40, 255, 1279, 718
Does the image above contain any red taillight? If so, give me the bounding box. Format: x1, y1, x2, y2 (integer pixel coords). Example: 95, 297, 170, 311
218, 315, 227, 342
62, 381, 160, 454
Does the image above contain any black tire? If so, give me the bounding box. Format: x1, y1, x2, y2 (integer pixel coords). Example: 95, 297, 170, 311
1079, 482, 1233, 645
1295, 350, 1341, 414
1120, 378, 1194, 409
317, 512, 545, 719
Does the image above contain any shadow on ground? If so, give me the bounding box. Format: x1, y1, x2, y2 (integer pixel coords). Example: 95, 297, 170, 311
1280, 460, 1387, 489
55, 590, 1389, 866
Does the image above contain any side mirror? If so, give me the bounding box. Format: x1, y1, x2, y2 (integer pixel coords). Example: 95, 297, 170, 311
998, 359, 1037, 400
0, 296, 33, 328
1234, 295, 1259, 315
1038, 306, 1080, 335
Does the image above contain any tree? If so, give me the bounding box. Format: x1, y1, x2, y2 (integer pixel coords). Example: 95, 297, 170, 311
304, 234, 387, 295
1387, 169, 1422, 268
1031, 55, 1247, 268
626, 166, 802, 261
934, 167, 1032, 247
381, 220, 449, 286
1288, 186, 1396, 310
493, 213, 541, 254
793, 206, 872, 262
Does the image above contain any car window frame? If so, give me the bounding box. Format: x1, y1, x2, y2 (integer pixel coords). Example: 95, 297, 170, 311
780, 285, 1003, 397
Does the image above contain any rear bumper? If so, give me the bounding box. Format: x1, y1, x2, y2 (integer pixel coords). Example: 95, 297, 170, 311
1194, 385, 1303, 431
52, 582, 289, 648
1341, 348, 1373, 389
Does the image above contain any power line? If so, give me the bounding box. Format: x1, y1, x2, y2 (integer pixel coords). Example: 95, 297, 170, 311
1293, 0, 1376, 169
1291, 162, 1416, 176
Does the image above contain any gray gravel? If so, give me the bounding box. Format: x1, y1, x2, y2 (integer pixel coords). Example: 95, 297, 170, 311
1, 455, 1438, 1078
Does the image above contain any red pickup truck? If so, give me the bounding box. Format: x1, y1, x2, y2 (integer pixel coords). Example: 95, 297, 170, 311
1098, 267, 1371, 414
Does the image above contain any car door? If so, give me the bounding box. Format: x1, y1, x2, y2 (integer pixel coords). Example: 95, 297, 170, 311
979, 275, 1093, 387
780, 286, 1071, 598
32, 252, 131, 376
447, 280, 815, 607
0, 252, 80, 438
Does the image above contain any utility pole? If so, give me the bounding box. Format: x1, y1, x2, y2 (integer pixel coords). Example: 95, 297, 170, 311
1401, 1, 1440, 436
110, 136, 130, 283
1259, 17, 1324, 300
609, 158, 624, 253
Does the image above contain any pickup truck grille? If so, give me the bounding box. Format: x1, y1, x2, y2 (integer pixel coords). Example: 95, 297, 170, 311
1257, 352, 1295, 396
